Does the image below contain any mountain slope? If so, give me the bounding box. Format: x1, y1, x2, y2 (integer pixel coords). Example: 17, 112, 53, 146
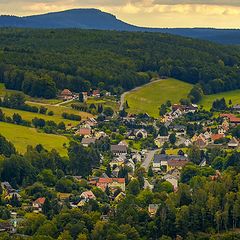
1, 28, 240, 97
0, 9, 240, 44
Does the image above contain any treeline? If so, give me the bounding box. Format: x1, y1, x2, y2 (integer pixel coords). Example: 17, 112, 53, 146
1, 28, 240, 97
0, 92, 55, 116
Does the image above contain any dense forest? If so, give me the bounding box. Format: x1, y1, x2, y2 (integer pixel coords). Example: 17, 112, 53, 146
0, 28, 240, 98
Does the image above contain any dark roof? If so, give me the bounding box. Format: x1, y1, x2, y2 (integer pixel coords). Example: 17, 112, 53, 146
153, 154, 188, 163
111, 145, 127, 152
81, 138, 96, 145
233, 104, 240, 110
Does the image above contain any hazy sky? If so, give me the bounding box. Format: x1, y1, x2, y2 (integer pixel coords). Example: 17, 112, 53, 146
1, 0, 240, 28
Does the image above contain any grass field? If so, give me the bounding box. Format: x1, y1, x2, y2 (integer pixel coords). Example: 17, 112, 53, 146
0, 122, 69, 155
1, 106, 91, 127
200, 89, 240, 110
125, 79, 193, 117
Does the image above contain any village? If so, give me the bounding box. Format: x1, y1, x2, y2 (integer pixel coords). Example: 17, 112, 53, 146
2, 84, 240, 235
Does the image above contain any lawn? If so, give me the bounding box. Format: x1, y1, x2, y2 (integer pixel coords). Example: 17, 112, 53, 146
0, 122, 69, 155
86, 97, 119, 111
200, 89, 240, 110
125, 79, 193, 118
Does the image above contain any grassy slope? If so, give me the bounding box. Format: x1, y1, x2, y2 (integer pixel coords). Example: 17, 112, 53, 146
0, 83, 92, 126
1, 106, 91, 126
125, 79, 193, 117
0, 122, 69, 155
200, 89, 240, 110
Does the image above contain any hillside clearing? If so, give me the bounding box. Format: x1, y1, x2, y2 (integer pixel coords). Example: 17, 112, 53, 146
200, 89, 240, 110
0, 122, 69, 155
125, 79, 193, 118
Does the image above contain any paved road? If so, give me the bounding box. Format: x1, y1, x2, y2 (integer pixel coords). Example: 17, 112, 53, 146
141, 149, 159, 170
119, 78, 163, 110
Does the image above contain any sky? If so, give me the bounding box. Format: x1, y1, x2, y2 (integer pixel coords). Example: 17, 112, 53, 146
1, 0, 240, 28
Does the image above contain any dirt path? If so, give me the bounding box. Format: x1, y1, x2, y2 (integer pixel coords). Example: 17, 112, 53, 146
119, 78, 163, 110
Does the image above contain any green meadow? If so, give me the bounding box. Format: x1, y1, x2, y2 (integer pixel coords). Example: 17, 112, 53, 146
0, 122, 69, 155
1, 106, 91, 127
125, 79, 193, 117
200, 89, 240, 110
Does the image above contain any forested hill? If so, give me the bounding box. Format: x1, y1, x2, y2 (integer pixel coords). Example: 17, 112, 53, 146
1, 9, 240, 45
0, 28, 240, 99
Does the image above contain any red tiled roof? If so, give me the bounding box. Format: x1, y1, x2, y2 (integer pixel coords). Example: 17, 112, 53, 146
34, 197, 46, 205
220, 114, 240, 123
93, 90, 100, 95
79, 128, 91, 135
211, 134, 224, 141
81, 191, 96, 199
98, 178, 125, 184
61, 89, 72, 96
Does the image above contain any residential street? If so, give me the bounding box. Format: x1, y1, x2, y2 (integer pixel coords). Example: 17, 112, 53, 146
141, 149, 159, 170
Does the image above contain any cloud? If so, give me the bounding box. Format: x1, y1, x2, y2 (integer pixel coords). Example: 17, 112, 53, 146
1, 0, 240, 28
153, 0, 240, 7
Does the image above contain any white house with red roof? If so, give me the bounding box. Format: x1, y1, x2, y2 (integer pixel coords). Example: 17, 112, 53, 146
32, 197, 46, 213
96, 178, 125, 192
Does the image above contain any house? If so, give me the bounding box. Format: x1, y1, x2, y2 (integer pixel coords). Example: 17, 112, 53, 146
153, 154, 188, 172
155, 136, 169, 148
82, 92, 88, 101
32, 197, 46, 213
126, 159, 135, 172
148, 204, 160, 217
218, 127, 227, 135
184, 139, 192, 147
127, 131, 136, 140
114, 192, 126, 202
92, 89, 100, 98
193, 133, 208, 148
80, 191, 96, 202
111, 145, 128, 156
134, 129, 148, 139
167, 168, 181, 179
1, 182, 14, 194
96, 178, 125, 191
85, 118, 98, 127
233, 104, 240, 113
220, 114, 240, 126
118, 140, 129, 147
131, 153, 142, 162
60, 89, 73, 100
172, 125, 187, 136
211, 134, 225, 143
0, 222, 15, 233
203, 130, 212, 140
76, 126, 92, 137
109, 155, 126, 168
1, 182, 21, 200
163, 175, 178, 190
81, 137, 96, 147
112, 167, 120, 178
228, 137, 239, 149
167, 159, 188, 171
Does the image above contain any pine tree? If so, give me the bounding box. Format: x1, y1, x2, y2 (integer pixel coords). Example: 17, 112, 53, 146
79, 92, 84, 102
148, 167, 154, 177
106, 164, 112, 177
